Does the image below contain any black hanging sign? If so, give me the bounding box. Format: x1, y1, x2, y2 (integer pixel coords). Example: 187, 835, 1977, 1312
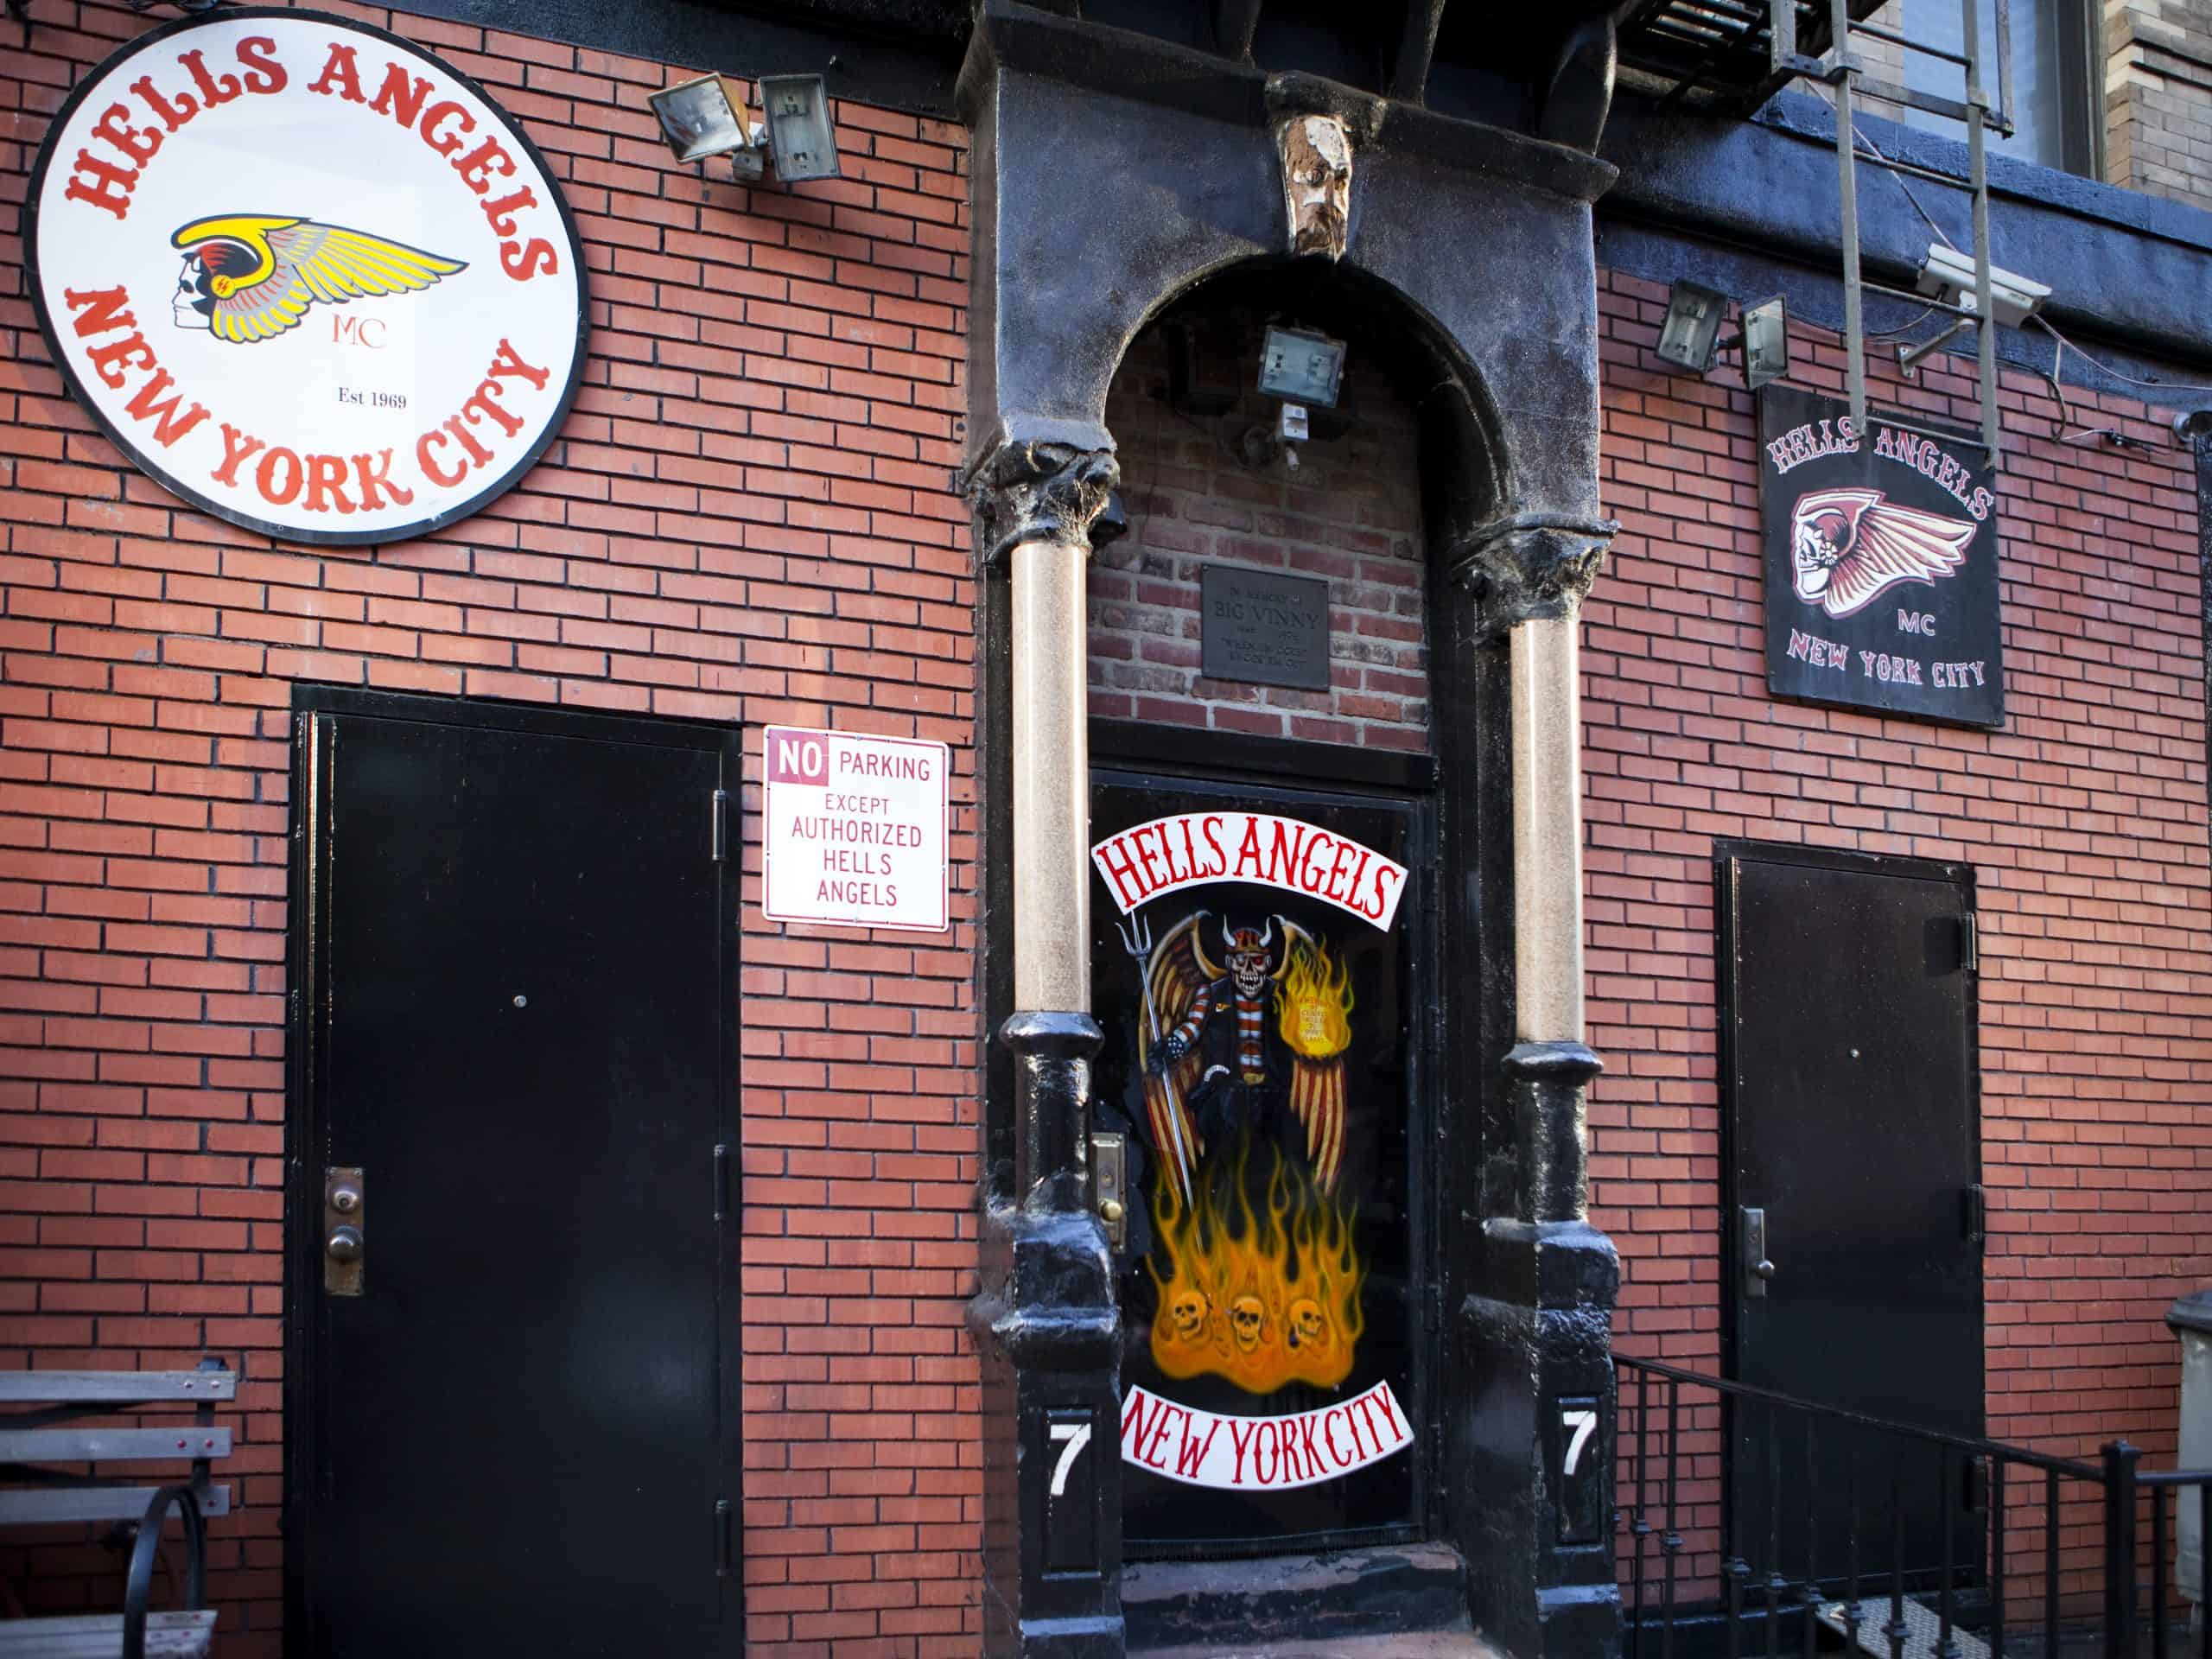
1758, 387, 2005, 728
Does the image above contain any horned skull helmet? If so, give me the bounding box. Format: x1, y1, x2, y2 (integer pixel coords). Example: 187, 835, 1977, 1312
1224, 918, 1275, 1000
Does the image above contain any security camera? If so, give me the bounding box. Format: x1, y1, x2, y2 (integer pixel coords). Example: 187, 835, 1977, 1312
1915, 243, 2051, 328
2175, 409, 2212, 442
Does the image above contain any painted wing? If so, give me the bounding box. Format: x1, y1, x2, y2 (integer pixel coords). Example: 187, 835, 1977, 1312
1140, 912, 1213, 1197
210, 220, 467, 345
1825, 498, 1976, 618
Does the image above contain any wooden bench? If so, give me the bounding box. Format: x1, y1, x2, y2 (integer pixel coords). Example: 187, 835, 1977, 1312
0, 1362, 233, 1659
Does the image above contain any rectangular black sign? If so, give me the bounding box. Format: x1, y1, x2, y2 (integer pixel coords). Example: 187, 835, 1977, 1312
1758, 387, 2005, 728
1200, 564, 1331, 691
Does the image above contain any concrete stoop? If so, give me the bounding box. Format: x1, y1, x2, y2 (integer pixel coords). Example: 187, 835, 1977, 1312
1122, 1544, 1488, 1657
1128, 1633, 1505, 1659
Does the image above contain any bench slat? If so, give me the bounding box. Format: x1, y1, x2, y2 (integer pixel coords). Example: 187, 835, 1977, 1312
0, 1611, 214, 1658
0, 1485, 230, 1525
0, 1374, 234, 1405
0, 1430, 231, 1465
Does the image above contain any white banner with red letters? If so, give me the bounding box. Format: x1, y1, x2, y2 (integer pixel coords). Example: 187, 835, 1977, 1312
1090, 810, 1408, 931
1120, 1380, 1413, 1491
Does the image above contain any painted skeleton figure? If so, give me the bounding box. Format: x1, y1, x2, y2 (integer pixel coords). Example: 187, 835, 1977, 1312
1135, 910, 1349, 1198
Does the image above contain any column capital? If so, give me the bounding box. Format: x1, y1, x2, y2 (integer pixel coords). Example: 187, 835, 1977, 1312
1447, 512, 1618, 641
966, 438, 1123, 569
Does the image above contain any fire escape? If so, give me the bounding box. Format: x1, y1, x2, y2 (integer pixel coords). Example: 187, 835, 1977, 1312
1612, 0, 2024, 457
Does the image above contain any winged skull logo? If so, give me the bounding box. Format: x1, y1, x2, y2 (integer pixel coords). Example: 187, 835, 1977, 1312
169, 215, 467, 345
1789, 486, 1978, 619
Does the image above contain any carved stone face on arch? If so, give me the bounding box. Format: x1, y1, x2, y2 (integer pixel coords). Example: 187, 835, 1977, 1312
1279, 115, 1352, 261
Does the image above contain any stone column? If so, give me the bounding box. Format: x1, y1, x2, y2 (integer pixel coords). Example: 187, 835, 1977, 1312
966, 437, 1128, 1659
1451, 511, 1622, 1659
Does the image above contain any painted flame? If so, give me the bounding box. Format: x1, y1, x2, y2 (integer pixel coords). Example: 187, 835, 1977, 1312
1146, 1136, 1364, 1394
1275, 938, 1352, 1059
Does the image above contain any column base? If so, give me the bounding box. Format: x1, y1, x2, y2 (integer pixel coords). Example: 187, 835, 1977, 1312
974, 1011, 1126, 1659
1450, 1041, 1620, 1659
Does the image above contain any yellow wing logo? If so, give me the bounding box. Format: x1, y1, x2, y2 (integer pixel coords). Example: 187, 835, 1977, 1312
170, 215, 467, 345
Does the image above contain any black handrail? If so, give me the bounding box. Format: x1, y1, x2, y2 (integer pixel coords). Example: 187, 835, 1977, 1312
1615, 1352, 2212, 1659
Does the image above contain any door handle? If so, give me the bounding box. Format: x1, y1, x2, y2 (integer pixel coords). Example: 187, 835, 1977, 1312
1090, 1132, 1128, 1250
1740, 1205, 1774, 1299
324, 1166, 365, 1296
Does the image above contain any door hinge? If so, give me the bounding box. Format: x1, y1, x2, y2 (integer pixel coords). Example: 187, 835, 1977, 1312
1962, 1182, 1986, 1248
713, 1143, 731, 1222
710, 788, 730, 862
714, 1497, 733, 1576
1961, 914, 1978, 973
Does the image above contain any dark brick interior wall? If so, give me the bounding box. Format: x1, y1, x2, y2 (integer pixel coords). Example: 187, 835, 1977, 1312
1088, 322, 1432, 751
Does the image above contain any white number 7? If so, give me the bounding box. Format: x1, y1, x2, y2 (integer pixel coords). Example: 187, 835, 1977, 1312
1048, 1422, 1094, 1497
1561, 1408, 1599, 1477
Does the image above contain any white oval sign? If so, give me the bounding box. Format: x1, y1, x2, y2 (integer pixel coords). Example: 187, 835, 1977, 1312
26, 10, 588, 545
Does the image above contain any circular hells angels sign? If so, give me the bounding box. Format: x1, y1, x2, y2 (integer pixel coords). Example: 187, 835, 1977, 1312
25, 10, 588, 546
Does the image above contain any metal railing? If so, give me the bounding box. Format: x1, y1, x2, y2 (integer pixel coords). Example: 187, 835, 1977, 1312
1616, 1354, 2212, 1659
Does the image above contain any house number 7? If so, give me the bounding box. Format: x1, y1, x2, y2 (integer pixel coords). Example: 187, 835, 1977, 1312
1560, 1408, 1599, 1477
1048, 1421, 1093, 1497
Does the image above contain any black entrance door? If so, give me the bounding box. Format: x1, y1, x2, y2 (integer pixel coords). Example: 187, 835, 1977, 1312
1090, 765, 1432, 1557
287, 690, 741, 1657
1720, 842, 1982, 1582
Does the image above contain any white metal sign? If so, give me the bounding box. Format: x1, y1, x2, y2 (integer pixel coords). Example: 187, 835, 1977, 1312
762, 726, 950, 933
25, 10, 588, 546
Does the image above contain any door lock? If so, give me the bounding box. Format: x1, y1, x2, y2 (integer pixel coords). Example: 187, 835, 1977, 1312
1091, 1132, 1128, 1250
324, 1166, 365, 1296
1740, 1205, 1774, 1299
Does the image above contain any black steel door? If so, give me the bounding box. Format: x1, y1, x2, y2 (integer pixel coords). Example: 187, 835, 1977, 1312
1091, 767, 1433, 1558
1721, 843, 1982, 1583
287, 690, 741, 1657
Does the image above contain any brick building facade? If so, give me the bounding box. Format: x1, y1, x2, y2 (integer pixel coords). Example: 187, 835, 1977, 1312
1588, 272, 2211, 1595
1, 5, 981, 1653
0, 0, 2209, 1656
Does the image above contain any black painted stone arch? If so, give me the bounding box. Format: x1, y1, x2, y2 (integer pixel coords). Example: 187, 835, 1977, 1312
963, 5, 1624, 1656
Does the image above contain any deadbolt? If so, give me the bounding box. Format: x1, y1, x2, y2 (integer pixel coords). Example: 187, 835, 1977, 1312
326, 1226, 363, 1263
329, 1184, 361, 1215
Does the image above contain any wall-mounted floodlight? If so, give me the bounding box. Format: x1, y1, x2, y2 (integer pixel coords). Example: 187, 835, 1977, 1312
1915, 244, 2050, 328
1655, 280, 1728, 374
1738, 295, 1789, 391
1256, 325, 1346, 409
755, 74, 841, 183
648, 73, 756, 165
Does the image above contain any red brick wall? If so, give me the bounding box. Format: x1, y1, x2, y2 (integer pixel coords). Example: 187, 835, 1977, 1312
0, 5, 978, 1654
1590, 270, 2212, 1604
1088, 321, 1431, 748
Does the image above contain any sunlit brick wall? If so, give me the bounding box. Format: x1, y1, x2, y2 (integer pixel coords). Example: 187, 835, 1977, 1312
1592, 269, 2212, 1611
0, 5, 976, 1654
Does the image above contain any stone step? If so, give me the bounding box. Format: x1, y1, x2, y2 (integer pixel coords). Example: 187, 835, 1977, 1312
1122, 1543, 1471, 1651
1130, 1632, 1503, 1659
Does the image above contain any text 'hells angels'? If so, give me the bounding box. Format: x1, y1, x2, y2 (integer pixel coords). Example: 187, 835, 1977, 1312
1091, 811, 1408, 931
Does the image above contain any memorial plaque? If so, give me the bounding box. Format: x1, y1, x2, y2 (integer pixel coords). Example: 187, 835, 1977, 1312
1200, 565, 1332, 690
1758, 387, 2005, 729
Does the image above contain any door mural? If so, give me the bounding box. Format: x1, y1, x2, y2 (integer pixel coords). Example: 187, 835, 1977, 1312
1091, 773, 1422, 1551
